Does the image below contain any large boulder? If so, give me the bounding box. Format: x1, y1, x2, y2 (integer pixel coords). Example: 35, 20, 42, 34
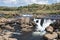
44, 32, 58, 40
21, 24, 27, 28
20, 17, 35, 32
4, 32, 13, 35
8, 38, 17, 40
57, 31, 60, 39
20, 17, 30, 24
20, 23, 34, 32
21, 24, 33, 28
5, 25, 14, 30
0, 18, 7, 23
2, 32, 13, 40
3, 35, 11, 40
20, 17, 25, 24
24, 17, 30, 24
0, 36, 4, 40
46, 26, 54, 33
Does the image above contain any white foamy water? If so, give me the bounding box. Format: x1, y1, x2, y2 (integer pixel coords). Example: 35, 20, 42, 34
34, 18, 56, 31
33, 18, 56, 36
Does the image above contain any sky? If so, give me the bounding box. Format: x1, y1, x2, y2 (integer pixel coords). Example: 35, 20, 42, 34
0, 0, 60, 7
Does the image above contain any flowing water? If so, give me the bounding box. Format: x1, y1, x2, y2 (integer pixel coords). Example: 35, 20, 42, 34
13, 14, 60, 40
33, 18, 56, 36
34, 18, 55, 31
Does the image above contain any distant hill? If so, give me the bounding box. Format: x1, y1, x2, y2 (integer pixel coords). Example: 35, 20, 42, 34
17, 3, 60, 14
19, 3, 60, 10
0, 3, 60, 14
0, 6, 17, 11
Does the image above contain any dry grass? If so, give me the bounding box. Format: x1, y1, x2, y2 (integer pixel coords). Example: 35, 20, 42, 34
0, 10, 60, 15
36, 10, 60, 14
0, 11, 18, 14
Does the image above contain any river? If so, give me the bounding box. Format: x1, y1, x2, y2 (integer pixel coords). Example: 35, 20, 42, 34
0, 14, 60, 40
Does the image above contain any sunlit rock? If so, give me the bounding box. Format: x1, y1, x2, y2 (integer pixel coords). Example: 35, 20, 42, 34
21, 24, 29, 28
0, 18, 7, 23
3, 35, 11, 40
8, 38, 17, 40
0, 36, 3, 40
46, 26, 54, 33
4, 25, 14, 30
44, 32, 58, 40
20, 17, 30, 24
4, 32, 13, 35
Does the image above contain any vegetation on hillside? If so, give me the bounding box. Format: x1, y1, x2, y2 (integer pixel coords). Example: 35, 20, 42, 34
0, 3, 60, 14
17, 3, 60, 14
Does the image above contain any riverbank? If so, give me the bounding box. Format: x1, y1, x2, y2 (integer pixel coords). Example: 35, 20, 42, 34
0, 17, 60, 40
0, 10, 60, 14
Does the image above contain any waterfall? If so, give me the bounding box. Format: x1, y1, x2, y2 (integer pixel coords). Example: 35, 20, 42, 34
33, 18, 56, 36
34, 18, 56, 31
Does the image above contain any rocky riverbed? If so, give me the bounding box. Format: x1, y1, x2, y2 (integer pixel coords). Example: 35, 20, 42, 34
0, 17, 60, 40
